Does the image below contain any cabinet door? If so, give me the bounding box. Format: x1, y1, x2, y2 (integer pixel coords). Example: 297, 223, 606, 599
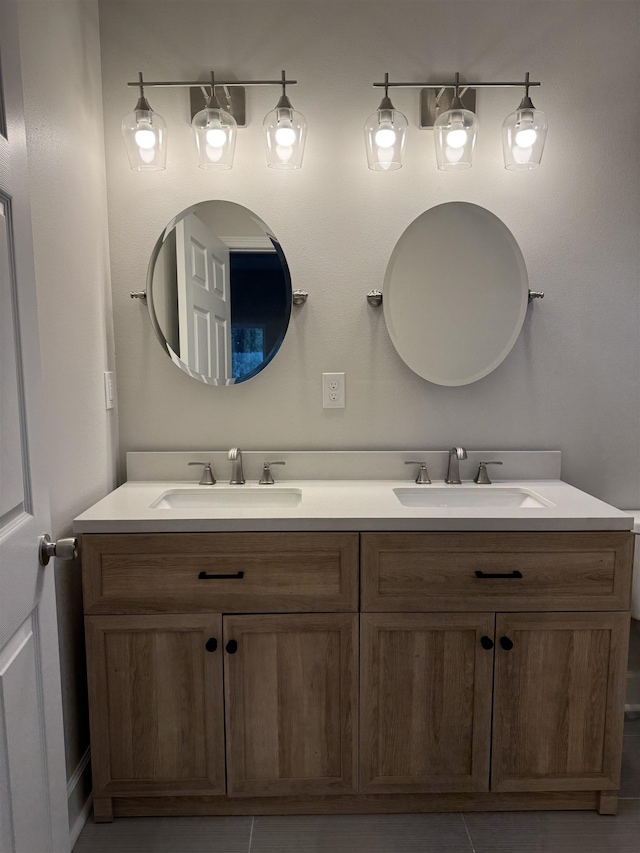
224, 613, 358, 796
491, 612, 629, 792
360, 613, 495, 793
86, 614, 225, 798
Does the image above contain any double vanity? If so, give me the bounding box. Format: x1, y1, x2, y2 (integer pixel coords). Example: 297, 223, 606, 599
74, 451, 634, 821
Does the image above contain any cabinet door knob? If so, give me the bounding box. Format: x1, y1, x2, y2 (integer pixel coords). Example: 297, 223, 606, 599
480, 636, 494, 650
500, 636, 514, 651
226, 640, 238, 654
205, 638, 218, 653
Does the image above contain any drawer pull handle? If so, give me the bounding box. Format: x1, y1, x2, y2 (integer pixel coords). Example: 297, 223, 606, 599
205, 638, 218, 653
226, 640, 238, 655
198, 571, 245, 580
475, 570, 523, 579
500, 636, 514, 651
480, 636, 494, 650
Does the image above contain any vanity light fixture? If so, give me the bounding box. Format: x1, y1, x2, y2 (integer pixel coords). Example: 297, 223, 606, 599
192, 72, 237, 169
502, 73, 548, 170
433, 73, 478, 170
123, 71, 301, 171
121, 72, 168, 171
364, 73, 408, 170
370, 72, 544, 171
263, 71, 307, 169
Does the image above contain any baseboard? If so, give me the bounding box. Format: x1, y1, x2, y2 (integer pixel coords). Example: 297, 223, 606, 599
70, 793, 93, 850
67, 747, 92, 849
112, 789, 600, 817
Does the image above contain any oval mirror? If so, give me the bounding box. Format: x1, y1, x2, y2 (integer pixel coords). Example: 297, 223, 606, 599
147, 201, 292, 385
383, 202, 529, 386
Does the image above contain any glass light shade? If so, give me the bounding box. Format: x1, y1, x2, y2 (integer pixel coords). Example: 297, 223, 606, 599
364, 103, 408, 171
433, 104, 478, 170
192, 104, 237, 169
263, 100, 307, 169
502, 101, 548, 170
122, 101, 167, 171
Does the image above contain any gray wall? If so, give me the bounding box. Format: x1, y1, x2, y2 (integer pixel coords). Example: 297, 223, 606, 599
18, 0, 118, 834
100, 0, 640, 507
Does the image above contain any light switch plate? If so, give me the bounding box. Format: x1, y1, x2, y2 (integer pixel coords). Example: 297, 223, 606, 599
104, 371, 115, 410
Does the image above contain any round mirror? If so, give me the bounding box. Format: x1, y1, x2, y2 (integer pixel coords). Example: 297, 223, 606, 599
147, 201, 292, 385
383, 202, 529, 386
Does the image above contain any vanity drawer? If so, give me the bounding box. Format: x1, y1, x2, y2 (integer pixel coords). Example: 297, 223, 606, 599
82, 533, 359, 614
361, 532, 633, 612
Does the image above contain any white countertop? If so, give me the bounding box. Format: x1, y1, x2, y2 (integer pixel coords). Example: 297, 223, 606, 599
73, 479, 634, 534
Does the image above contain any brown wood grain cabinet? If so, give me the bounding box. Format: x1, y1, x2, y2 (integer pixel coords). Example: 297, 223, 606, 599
359, 612, 494, 794
491, 611, 629, 793
360, 532, 633, 612
224, 613, 358, 797
85, 614, 226, 806
81, 530, 632, 820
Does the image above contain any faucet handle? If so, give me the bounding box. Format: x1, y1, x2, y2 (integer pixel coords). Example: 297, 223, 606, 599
259, 461, 285, 485
474, 461, 503, 485
404, 461, 432, 484
188, 461, 216, 485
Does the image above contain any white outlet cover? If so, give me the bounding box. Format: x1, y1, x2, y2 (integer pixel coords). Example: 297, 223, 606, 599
322, 372, 345, 408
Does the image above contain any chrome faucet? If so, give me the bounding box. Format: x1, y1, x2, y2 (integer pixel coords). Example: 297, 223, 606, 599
404, 461, 431, 484
474, 460, 503, 485
228, 447, 245, 484
188, 461, 216, 485
259, 461, 286, 485
445, 446, 467, 484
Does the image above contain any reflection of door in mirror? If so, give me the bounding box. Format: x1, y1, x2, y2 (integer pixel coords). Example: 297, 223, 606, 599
147, 201, 293, 387
229, 251, 288, 380
176, 213, 231, 382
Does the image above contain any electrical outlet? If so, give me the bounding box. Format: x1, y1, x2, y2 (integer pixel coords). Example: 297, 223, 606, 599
322, 372, 345, 408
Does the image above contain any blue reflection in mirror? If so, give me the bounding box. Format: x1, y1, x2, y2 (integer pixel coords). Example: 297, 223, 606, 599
230, 250, 290, 382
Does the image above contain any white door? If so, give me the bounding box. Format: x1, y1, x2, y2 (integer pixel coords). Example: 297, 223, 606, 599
0, 1, 69, 851
176, 213, 233, 383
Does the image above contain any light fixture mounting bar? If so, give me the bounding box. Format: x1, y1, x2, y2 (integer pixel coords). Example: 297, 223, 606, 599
128, 72, 298, 130
375, 75, 541, 129
127, 78, 297, 89
373, 79, 540, 90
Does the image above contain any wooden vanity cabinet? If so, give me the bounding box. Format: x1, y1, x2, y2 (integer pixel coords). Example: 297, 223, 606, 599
81, 529, 632, 820
223, 613, 358, 797
360, 532, 633, 813
359, 612, 495, 793
82, 532, 359, 820
490, 611, 629, 794
85, 614, 226, 807
360, 532, 633, 612
359, 609, 628, 800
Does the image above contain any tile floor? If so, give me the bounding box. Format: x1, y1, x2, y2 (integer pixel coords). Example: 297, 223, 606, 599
74, 620, 640, 853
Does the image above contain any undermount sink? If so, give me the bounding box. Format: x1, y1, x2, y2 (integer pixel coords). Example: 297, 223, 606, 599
393, 487, 553, 509
150, 487, 302, 510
